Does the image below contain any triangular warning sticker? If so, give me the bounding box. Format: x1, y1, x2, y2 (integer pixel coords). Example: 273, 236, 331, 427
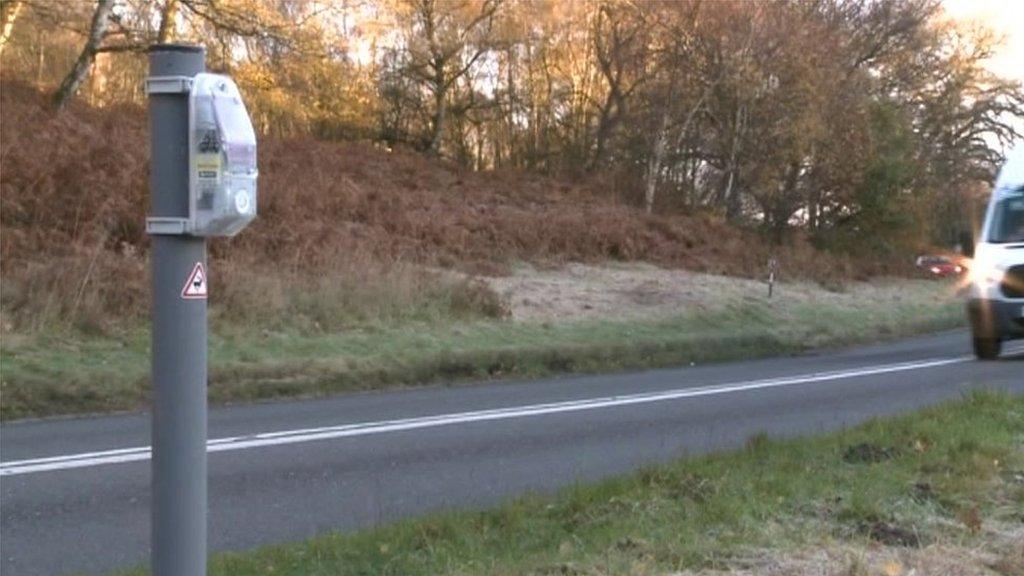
181, 262, 208, 300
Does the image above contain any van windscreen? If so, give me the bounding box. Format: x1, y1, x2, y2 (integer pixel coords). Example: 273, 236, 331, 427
990, 185, 1024, 243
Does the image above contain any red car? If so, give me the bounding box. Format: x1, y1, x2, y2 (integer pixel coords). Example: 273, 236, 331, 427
915, 255, 964, 278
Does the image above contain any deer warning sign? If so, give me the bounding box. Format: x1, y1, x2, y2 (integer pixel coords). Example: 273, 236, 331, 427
181, 262, 208, 300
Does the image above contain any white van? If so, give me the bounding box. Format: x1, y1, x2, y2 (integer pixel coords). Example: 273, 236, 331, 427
967, 146, 1024, 359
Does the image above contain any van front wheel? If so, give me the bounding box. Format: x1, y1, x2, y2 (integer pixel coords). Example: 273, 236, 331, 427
972, 337, 1002, 360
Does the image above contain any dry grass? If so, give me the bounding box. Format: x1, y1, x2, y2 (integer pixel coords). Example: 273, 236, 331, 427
0, 250, 508, 333
0, 270, 962, 420
674, 533, 1024, 576
212, 255, 509, 330
483, 262, 956, 324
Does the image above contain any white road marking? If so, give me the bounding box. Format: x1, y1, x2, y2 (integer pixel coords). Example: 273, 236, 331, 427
0, 354, 989, 477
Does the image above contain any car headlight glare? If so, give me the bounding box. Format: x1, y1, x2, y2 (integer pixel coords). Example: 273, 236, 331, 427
968, 258, 1004, 287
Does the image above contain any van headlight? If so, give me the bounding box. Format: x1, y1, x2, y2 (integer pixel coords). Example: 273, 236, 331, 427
968, 256, 1004, 287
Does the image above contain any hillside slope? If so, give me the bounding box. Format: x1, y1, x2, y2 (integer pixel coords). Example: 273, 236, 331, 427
1, 82, 887, 330
1, 83, 965, 419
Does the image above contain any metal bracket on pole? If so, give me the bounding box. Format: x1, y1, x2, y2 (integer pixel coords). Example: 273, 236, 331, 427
145, 75, 193, 95
146, 217, 191, 235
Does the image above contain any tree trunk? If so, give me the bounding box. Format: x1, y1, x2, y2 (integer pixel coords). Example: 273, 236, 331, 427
0, 0, 23, 58
428, 83, 446, 155
771, 161, 801, 242
35, 33, 44, 86
476, 129, 484, 170
644, 107, 670, 214
723, 166, 738, 220
590, 90, 619, 170
53, 0, 115, 110
647, 87, 709, 214
157, 0, 179, 43
723, 104, 746, 222
504, 46, 517, 167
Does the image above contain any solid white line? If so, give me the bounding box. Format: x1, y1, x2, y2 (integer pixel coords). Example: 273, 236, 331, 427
0, 355, 974, 477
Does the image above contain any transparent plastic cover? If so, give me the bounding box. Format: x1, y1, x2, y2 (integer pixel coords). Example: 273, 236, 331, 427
189, 73, 258, 237
213, 92, 257, 172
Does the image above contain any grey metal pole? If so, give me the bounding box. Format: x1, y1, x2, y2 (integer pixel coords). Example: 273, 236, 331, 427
147, 44, 207, 576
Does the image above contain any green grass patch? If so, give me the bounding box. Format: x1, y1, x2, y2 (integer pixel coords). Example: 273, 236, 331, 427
114, 391, 1023, 575
0, 289, 963, 420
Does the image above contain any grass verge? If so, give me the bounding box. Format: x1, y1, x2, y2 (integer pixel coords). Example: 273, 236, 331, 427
117, 390, 1023, 575
1, 287, 963, 421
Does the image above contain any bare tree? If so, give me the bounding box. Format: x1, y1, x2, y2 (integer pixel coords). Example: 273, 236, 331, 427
157, 0, 178, 43
0, 0, 24, 59
401, 0, 502, 155
53, 0, 114, 109
590, 1, 647, 169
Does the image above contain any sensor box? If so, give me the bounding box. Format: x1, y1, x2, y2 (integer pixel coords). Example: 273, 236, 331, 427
146, 72, 257, 236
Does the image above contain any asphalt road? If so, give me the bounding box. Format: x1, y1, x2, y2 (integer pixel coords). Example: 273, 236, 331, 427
2, 330, 1022, 575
